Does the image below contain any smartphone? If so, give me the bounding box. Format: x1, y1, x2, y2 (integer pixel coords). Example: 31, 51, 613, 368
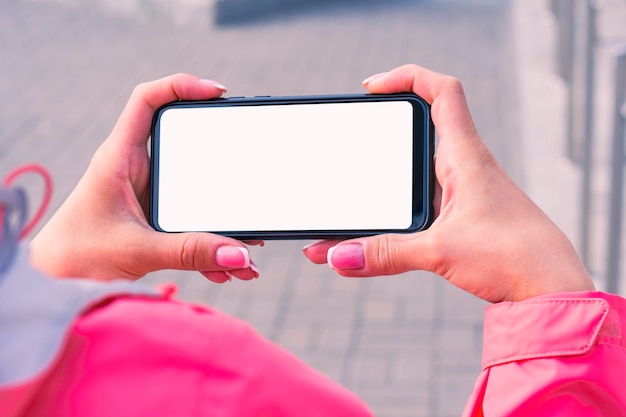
150, 93, 434, 240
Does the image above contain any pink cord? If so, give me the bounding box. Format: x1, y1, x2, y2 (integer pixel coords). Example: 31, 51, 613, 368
2, 164, 53, 240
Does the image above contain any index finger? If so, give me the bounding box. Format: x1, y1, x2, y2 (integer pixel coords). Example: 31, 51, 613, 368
110, 74, 228, 148
363, 64, 482, 150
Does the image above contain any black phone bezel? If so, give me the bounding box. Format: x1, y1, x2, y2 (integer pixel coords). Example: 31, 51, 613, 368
150, 93, 434, 240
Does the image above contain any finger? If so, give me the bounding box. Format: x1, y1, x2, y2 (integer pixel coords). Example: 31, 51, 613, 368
363, 64, 499, 189
362, 64, 480, 146
230, 266, 259, 281
110, 74, 227, 148
325, 233, 437, 278
302, 240, 342, 264
201, 264, 259, 283
133, 230, 254, 275
201, 271, 232, 284
226, 258, 260, 281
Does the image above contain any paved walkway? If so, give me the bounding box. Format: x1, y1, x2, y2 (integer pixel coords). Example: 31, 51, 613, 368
1, 0, 625, 416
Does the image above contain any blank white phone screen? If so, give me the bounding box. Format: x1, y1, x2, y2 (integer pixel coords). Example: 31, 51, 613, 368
156, 101, 414, 232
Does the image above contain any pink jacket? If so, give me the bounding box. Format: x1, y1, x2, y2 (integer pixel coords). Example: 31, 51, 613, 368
464, 291, 626, 417
1, 248, 625, 416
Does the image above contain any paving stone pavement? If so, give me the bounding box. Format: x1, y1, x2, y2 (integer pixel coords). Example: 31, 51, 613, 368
2, 0, 624, 416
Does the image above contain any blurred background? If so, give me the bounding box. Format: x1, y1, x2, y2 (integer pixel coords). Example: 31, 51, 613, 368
1, 0, 625, 416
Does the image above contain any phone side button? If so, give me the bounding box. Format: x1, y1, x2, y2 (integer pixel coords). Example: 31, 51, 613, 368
254, 95, 271, 98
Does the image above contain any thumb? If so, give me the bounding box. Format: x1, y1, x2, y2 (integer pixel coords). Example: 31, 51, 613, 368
326, 233, 435, 277
134, 230, 251, 275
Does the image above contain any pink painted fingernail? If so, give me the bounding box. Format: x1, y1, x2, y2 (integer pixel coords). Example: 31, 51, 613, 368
362, 72, 390, 86
250, 260, 260, 278
199, 79, 228, 93
302, 241, 318, 251
327, 243, 365, 270
216, 246, 250, 269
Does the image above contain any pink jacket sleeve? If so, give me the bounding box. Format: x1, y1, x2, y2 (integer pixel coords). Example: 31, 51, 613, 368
463, 291, 626, 417
10, 289, 373, 417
